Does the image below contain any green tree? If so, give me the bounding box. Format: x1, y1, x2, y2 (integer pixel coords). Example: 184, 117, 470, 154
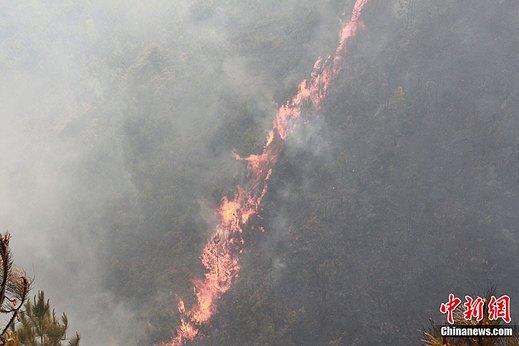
15, 291, 80, 346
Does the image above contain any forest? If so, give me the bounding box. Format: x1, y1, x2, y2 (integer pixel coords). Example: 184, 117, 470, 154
0, 0, 518, 345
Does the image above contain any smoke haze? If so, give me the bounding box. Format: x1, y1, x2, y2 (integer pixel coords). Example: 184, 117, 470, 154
1, 1, 518, 345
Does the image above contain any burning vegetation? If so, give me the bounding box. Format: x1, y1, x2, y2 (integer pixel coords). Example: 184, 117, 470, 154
167, 1, 370, 344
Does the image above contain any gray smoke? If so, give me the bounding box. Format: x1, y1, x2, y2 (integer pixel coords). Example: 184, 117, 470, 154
0, 1, 349, 344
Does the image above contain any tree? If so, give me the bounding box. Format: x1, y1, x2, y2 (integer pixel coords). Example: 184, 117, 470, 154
15, 291, 80, 346
0, 232, 30, 346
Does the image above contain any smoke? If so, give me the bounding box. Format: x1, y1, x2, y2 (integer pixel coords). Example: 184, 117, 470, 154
229, 1, 519, 344
4, 1, 517, 345
0, 2, 153, 344
0, 1, 352, 344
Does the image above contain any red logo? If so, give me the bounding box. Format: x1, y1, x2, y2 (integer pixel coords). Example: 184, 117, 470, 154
463, 296, 485, 322
488, 295, 511, 323
440, 294, 512, 324
440, 293, 461, 324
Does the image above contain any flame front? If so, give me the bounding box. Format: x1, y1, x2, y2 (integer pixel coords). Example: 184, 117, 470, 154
166, 1, 369, 344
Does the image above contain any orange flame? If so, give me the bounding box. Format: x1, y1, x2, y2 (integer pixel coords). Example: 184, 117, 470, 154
164, 1, 369, 344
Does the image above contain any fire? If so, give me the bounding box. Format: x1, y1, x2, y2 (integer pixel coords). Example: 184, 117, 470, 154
164, 1, 369, 344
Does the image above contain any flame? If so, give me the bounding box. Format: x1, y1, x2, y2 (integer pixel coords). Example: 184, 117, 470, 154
164, 1, 369, 344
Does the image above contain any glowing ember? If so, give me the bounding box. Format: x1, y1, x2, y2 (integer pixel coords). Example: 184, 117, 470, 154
165, 1, 369, 344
